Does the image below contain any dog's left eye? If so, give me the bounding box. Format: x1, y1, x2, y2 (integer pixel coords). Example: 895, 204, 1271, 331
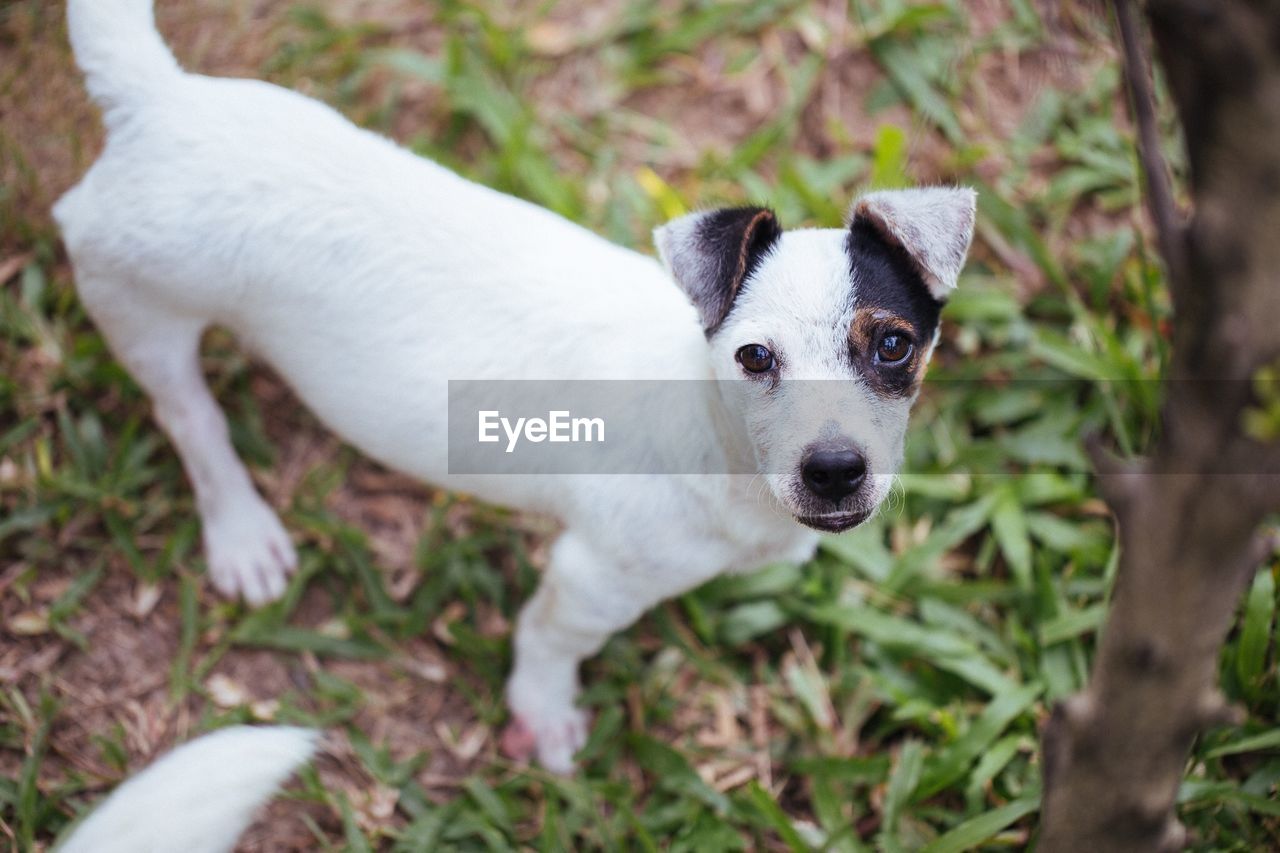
876, 333, 913, 364
737, 344, 776, 373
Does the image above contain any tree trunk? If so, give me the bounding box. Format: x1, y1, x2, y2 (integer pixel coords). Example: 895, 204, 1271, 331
1037, 1, 1280, 850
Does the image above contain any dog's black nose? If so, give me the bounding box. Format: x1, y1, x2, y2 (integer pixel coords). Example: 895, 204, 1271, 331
801, 448, 866, 502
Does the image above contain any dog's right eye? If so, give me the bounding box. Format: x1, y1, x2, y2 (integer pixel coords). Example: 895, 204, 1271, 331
737, 344, 776, 374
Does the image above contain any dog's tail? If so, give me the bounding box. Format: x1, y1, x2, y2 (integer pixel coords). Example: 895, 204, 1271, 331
58, 726, 318, 853
66, 0, 181, 116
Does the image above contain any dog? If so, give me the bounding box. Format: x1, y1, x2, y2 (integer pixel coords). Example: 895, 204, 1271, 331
55, 0, 975, 773
59, 726, 316, 853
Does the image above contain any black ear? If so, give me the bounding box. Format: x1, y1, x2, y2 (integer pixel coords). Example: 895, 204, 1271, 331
847, 187, 976, 302
654, 207, 782, 334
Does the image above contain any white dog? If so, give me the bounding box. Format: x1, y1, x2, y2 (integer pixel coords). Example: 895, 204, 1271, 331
56, 0, 975, 772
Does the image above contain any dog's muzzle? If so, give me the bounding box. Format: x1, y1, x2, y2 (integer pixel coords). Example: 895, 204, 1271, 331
792, 440, 874, 532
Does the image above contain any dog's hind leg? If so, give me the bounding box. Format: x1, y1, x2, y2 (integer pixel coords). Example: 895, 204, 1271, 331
74, 272, 297, 605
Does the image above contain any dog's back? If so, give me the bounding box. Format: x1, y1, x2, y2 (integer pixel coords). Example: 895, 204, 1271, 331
55, 0, 693, 368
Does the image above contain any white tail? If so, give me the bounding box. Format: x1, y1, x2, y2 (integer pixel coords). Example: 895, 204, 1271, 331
65, 0, 181, 115
58, 726, 318, 853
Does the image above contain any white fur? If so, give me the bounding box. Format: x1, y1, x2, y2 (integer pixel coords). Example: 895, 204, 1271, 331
56, 0, 972, 772
58, 726, 317, 853
65, 0, 179, 116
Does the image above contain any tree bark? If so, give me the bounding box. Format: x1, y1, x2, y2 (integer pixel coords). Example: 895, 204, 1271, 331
1037, 1, 1280, 850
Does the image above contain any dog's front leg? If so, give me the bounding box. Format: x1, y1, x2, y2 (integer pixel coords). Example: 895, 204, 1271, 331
501, 532, 663, 774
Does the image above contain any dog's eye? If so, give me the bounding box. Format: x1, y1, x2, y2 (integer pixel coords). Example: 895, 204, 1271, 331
737, 344, 776, 374
876, 333, 913, 364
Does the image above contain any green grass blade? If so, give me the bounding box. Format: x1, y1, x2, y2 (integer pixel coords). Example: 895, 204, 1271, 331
918, 797, 1040, 853
1235, 567, 1275, 701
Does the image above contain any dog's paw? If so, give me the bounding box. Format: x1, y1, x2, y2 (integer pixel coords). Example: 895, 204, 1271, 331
203, 499, 297, 606
500, 709, 590, 775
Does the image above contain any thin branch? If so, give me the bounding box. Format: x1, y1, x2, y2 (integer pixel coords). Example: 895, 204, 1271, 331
1083, 432, 1145, 509
1249, 525, 1280, 569
1115, 0, 1187, 286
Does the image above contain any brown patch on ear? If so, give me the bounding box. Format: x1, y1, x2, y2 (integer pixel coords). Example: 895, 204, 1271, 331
728, 209, 781, 306
655, 206, 782, 334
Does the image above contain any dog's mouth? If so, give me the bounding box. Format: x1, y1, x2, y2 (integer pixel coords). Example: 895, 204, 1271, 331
794, 510, 870, 533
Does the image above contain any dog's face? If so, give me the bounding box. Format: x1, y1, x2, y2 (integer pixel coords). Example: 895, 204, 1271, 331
655, 188, 975, 532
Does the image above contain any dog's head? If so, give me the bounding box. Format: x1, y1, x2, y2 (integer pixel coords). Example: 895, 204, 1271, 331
655, 187, 975, 532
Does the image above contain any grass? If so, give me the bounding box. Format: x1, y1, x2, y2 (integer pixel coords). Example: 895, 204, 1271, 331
1, 0, 1278, 849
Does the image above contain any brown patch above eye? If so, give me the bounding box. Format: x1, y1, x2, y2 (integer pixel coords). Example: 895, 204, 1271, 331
849, 307, 927, 397
849, 308, 909, 354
